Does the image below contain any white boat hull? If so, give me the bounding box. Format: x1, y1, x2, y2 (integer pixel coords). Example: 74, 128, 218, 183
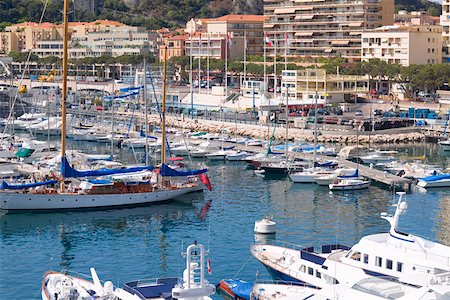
289, 173, 316, 183
329, 181, 370, 191
0, 185, 201, 211
417, 179, 450, 188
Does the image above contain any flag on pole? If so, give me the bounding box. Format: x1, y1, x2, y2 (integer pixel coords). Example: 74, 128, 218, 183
227, 32, 233, 49
244, 31, 248, 50
207, 257, 212, 274
285, 33, 290, 47
265, 33, 273, 47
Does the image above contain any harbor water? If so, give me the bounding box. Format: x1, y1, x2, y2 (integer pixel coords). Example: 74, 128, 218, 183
0, 141, 449, 299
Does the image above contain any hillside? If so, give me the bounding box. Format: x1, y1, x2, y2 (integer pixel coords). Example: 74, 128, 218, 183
0, 0, 441, 30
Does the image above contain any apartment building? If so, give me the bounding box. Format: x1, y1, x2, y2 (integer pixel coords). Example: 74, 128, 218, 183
443, 0, 450, 62
264, 0, 394, 61
160, 35, 186, 61
1, 20, 158, 59
183, 14, 265, 59
361, 25, 442, 65
281, 69, 369, 104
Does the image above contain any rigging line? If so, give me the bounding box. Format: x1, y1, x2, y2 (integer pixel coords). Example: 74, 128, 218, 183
1, 0, 51, 142
231, 254, 253, 279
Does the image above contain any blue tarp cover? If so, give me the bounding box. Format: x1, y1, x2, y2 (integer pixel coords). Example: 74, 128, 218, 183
105, 91, 139, 99
338, 169, 358, 178
223, 279, 252, 300
139, 130, 158, 139
0, 180, 57, 190
420, 173, 450, 182
160, 164, 208, 177
61, 156, 153, 178
119, 85, 144, 93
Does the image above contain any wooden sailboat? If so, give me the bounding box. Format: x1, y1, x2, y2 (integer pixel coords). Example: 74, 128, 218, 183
0, 21, 208, 211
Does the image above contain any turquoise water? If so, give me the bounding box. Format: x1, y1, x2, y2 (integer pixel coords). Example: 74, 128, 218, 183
0, 143, 449, 299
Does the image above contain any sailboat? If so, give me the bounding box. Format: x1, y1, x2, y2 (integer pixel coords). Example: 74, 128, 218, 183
0, 11, 209, 212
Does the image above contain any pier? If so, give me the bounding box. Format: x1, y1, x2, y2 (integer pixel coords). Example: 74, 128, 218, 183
208, 141, 413, 191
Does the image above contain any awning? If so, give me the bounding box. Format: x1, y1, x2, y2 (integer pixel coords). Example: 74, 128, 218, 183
324, 48, 333, 53
348, 22, 363, 27
263, 24, 275, 28
349, 31, 361, 35
295, 32, 314, 36
295, 15, 314, 20
331, 40, 350, 45
296, 6, 313, 10
274, 8, 297, 14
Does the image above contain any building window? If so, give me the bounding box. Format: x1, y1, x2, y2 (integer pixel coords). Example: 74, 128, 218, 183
386, 259, 393, 270
363, 254, 369, 264
376, 257, 382, 267
397, 262, 403, 272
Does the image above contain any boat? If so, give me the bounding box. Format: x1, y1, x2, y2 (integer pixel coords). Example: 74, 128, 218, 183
218, 279, 252, 300
360, 152, 397, 164
226, 151, 250, 161
439, 140, 450, 151
329, 178, 370, 191
417, 173, 450, 188
42, 267, 139, 300
250, 278, 448, 300
205, 149, 234, 161
251, 192, 450, 290
289, 164, 336, 184
314, 168, 359, 186
124, 242, 216, 300
0, 40, 210, 212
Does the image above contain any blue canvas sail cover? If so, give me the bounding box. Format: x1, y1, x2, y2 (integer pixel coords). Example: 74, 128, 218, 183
316, 161, 338, 167
420, 173, 450, 182
160, 164, 207, 177
119, 85, 144, 93
105, 91, 139, 100
222, 279, 252, 300
61, 156, 153, 178
139, 130, 158, 140
338, 169, 359, 178
0, 180, 57, 190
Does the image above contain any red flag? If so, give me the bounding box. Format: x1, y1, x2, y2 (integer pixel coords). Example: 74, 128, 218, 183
265, 34, 273, 47
198, 173, 212, 191
207, 258, 212, 274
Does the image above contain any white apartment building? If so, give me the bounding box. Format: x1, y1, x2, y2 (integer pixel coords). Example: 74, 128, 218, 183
361, 25, 442, 65
184, 33, 244, 59
281, 69, 369, 104
264, 0, 394, 60
443, 0, 450, 62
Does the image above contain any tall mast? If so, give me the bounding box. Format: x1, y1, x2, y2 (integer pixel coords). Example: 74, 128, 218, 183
144, 58, 149, 165
161, 46, 168, 164
61, 0, 69, 184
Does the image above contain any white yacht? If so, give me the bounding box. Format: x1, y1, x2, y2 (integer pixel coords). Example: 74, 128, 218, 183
329, 178, 370, 191
42, 268, 139, 300
289, 168, 334, 183
360, 151, 397, 164
251, 277, 449, 300
124, 242, 216, 300
315, 168, 359, 186
251, 193, 450, 291
417, 173, 450, 188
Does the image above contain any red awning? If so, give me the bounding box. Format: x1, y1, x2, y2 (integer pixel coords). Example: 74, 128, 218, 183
168, 157, 184, 161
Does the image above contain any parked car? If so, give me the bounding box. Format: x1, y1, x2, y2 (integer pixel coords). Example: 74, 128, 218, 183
355, 110, 363, 116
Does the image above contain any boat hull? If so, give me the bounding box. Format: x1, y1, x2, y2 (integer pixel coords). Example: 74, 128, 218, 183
289, 173, 316, 183
329, 182, 370, 191
417, 179, 450, 188
0, 185, 201, 211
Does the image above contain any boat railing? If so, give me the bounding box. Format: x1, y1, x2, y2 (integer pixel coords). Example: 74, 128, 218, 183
253, 279, 320, 289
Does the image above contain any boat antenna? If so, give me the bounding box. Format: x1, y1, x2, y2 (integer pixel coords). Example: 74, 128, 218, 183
161, 45, 168, 165
60, 0, 69, 191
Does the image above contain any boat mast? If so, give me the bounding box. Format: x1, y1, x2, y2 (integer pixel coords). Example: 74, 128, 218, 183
313, 69, 318, 169
144, 57, 149, 165
60, 0, 69, 187
161, 46, 168, 164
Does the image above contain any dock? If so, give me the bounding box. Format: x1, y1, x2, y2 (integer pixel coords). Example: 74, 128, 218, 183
208, 141, 413, 191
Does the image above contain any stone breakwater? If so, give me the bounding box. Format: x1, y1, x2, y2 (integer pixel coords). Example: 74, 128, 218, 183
149, 115, 425, 144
